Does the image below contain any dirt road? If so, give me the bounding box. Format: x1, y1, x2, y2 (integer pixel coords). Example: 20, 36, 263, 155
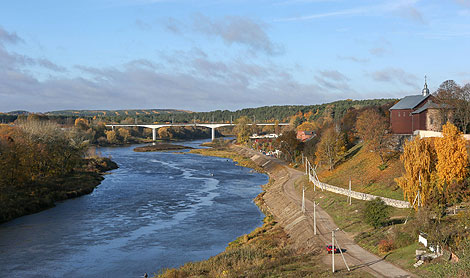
235, 146, 414, 278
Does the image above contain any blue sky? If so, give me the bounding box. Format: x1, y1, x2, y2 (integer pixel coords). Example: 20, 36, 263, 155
1, 0, 469, 112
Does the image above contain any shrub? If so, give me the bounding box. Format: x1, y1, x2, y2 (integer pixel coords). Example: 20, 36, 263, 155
378, 239, 395, 253
364, 197, 390, 228
393, 231, 415, 248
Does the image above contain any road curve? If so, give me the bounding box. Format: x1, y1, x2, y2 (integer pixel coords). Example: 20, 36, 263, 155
236, 146, 415, 278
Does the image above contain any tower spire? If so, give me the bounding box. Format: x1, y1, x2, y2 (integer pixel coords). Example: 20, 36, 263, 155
422, 75, 430, 96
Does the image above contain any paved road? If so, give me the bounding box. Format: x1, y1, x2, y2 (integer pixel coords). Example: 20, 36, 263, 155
283, 166, 414, 278
240, 147, 415, 278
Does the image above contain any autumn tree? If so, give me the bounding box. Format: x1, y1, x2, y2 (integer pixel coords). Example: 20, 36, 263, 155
158, 127, 172, 139
356, 109, 391, 164
234, 116, 252, 144
105, 130, 118, 144
395, 137, 437, 209
274, 120, 280, 134
435, 80, 460, 129
117, 128, 131, 143
275, 130, 301, 163
315, 127, 345, 170
435, 122, 469, 190
74, 118, 89, 131
296, 121, 317, 132
436, 81, 470, 133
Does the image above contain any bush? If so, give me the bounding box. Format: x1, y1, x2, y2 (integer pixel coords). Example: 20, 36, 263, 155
378, 239, 395, 253
364, 197, 390, 228
393, 231, 415, 248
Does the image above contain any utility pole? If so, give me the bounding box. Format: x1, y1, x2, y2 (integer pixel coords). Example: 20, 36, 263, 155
418, 173, 422, 208
304, 155, 307, 175
332, 229, 336, 273
348, 177, 352, 205
302, 185, 305, 213
313, 201, 317, 235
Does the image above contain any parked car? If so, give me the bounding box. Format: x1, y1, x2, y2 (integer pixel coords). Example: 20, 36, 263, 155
326, 245, 339, 254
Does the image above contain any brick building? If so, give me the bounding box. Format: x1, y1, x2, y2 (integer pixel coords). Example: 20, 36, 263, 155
390, 80, 449, 134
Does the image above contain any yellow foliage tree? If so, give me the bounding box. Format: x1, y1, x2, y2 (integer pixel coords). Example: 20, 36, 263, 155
296, 121, 317, 132
234, 116, 252, 144
105, 130, 117, 144
435, 122, 469, 191
117, 128, 130, 142
395, 137, 436, 209
74, 118, 89, 130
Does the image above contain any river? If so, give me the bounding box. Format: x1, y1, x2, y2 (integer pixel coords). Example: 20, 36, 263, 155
0, 139, 267, 277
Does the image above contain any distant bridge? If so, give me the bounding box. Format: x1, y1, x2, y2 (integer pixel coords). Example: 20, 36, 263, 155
105, 123, 289, 141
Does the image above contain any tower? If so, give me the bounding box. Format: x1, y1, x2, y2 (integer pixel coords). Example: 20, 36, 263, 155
422, 75, 430, 96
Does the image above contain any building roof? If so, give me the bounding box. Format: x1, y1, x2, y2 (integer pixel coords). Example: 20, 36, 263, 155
389, 94, 430, 110
412, 101, 451, 114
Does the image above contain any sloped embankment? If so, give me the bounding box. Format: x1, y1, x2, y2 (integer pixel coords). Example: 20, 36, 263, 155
232, 146, 321, 253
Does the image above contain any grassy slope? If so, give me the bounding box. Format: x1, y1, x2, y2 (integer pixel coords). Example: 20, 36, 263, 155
305, 143, 463, 277
295, 176, 435, 277
317, 143, 404, 200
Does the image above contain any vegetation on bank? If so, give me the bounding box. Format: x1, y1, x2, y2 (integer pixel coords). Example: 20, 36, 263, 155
134, 143, 193, 152
0, 118, 118, 223
189, 141, 264, 173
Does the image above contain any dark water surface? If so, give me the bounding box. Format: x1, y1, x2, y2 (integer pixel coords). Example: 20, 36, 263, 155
0, 139, 267, 277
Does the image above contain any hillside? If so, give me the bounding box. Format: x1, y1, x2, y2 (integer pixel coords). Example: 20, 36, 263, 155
46, 109, 190, 117
317, 143, 405, 200
38, 98, 397, 123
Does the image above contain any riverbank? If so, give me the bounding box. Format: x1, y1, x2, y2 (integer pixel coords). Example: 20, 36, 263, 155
155, 144, 372, 277
134, 143, 193, 152
0, 156, 118, 223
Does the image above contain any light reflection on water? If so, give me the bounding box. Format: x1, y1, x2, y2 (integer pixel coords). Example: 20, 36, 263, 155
0, 139, 266, 278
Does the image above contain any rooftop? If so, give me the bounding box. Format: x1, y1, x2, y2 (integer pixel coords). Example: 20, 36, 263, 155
389, 94, 430, 110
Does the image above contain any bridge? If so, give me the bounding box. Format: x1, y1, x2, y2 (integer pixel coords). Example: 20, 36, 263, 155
105, 123, 289, 141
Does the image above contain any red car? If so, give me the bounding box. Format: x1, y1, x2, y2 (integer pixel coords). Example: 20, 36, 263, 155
326, 245, 339, 254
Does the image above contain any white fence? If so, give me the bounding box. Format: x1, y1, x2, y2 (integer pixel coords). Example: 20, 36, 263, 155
306, 160, 411, 209
414, 130, 470, 140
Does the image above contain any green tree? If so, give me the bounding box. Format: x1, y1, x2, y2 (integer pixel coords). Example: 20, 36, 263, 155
364, 198, 390, 228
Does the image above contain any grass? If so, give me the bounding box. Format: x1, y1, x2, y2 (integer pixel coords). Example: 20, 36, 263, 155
317, 143, 405, 200
295, 175, 451, 277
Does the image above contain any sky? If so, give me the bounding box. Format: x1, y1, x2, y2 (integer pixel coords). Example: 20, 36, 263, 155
0, 0, 469, 112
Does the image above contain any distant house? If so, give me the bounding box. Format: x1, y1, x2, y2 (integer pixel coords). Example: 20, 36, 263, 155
297, 130, 315, 142
390, 80, 450, 134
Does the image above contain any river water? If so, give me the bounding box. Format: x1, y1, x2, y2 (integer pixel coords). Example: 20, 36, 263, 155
0, 139, 267, 277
